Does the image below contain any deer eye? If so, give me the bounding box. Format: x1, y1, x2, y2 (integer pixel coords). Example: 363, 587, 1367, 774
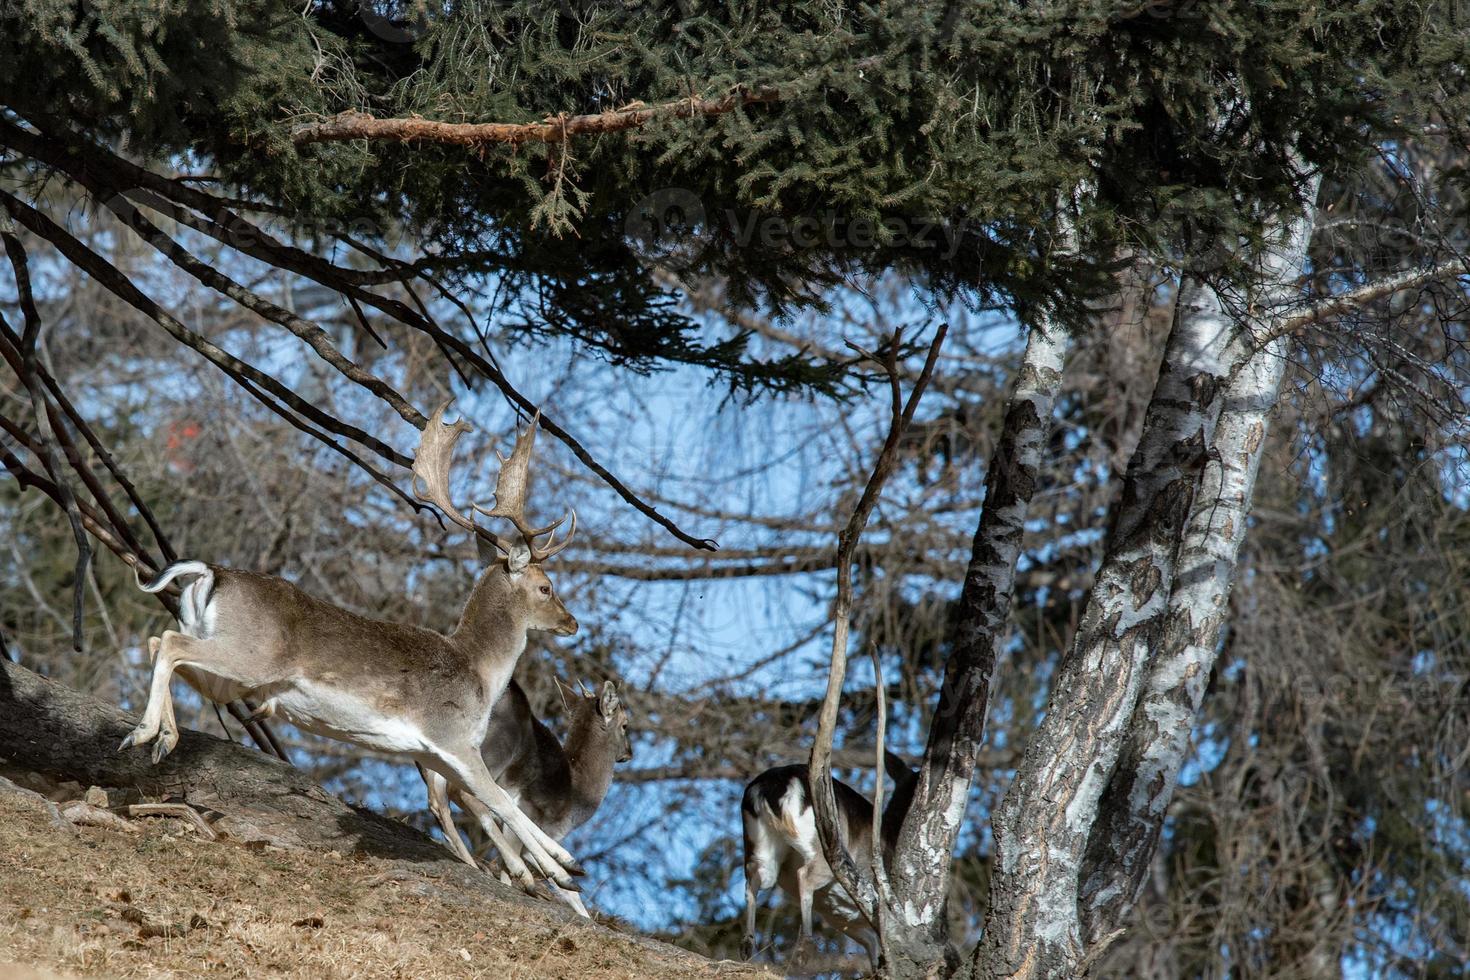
539, 585, 551, 596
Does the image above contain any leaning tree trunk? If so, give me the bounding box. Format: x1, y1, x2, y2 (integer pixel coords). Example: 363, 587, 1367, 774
882, 319, 1072, 978
1077, 188, 1320, 945
973, 181, 1319, 979
973, 276, 1244, 979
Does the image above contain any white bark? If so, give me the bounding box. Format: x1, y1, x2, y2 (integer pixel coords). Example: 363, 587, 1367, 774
883, 318, 1071, 976
1077, 183, 1321, 942
975, 279, 1239, 978
975, 175, 1320, 978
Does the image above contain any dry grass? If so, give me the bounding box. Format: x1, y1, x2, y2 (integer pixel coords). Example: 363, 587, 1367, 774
0, 791, 770, 980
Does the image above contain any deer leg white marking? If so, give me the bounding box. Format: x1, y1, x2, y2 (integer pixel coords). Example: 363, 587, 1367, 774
449, 787, 538, 891
148, 636, 181, 759
436, 751, 581, 891
420, 765, 477, 867
742, 862, 761, 959
120, 631, 185, 762
795, 862, 816, 951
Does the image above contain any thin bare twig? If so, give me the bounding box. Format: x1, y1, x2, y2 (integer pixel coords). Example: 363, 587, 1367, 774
808, 323, 948, 925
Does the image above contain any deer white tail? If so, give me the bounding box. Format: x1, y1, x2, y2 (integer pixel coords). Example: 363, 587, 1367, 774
136, 560, 214, 636
777, 776, 807, 841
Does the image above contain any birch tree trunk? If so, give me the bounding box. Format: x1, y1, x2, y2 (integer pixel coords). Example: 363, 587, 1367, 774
973, 277, 1243, 979
882, 319, 1071, 979
1078, 191, 1321, 944
973, 181, 1319, 979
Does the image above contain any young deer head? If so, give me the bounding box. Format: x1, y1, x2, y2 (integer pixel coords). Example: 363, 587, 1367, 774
127, 401, 586, 898
561, 679, 633, 767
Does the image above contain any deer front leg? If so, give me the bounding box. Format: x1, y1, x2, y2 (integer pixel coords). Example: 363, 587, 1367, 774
446, 786, 539, 891
120, 632, 184, 763
436, 751, 583, 891
419, 765, 477, 867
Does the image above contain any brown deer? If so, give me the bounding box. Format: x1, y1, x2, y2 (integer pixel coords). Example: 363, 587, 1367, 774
125, 402, 585, 891
741, 751, 919, 965
423, 677, 633, 916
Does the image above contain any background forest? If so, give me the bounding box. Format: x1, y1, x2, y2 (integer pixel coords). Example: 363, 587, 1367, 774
3, 1, 1469, 978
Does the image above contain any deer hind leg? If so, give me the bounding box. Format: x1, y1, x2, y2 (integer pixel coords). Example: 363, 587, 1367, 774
120, 632, 186, 762
793, 863, 817, 952
549, 882, 590, 918
434, 751, 583, 892
419, 765, 477, 867
122, 630, 271, 763
742, 815, 780, 960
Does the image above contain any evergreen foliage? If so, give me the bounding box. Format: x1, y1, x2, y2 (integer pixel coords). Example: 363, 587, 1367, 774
6, 0, 1463, 392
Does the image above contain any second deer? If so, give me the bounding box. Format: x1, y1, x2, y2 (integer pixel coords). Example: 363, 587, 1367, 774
741, 751, 918, 966
423, 677, 633, 916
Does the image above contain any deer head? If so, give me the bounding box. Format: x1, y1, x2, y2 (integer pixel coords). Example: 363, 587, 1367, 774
594, 679, 633, 764
412, 400, 578, 636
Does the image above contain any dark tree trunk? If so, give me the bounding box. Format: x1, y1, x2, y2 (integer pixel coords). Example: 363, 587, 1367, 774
882, 319, 1072, 979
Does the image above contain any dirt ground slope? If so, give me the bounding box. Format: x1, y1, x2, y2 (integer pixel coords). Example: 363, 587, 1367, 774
0, 786, 769, 980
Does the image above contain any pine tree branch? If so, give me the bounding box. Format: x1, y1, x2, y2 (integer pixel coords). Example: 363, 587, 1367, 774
289, 87, 781, 149
2, 118, 722, 551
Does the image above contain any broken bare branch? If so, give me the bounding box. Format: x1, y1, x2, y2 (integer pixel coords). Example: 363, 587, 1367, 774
290, 87, 781, 149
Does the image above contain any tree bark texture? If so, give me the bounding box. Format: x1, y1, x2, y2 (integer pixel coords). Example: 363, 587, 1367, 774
883, 320, 1072, 978
974, 283, 1242, 978
974, 181, 1318, 979
1078, 190, 1321, 945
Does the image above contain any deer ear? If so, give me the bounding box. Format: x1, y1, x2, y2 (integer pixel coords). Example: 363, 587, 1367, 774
504, 542, 531, 575
475, 534, 499, 566
599, 680, 619, 720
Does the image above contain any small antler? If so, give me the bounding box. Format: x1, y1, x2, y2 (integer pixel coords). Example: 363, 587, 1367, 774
412, 401, 574, 565
471, 410, 576, 562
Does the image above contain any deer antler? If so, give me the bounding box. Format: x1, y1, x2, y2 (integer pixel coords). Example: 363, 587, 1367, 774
412, 401, 575, 564
411, 401, 516, 556
471, 410, 576, 562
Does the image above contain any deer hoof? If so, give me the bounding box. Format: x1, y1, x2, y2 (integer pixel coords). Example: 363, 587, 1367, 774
152, 729, 178, 763
740, 937, 757, 961
564, 857, 586, 877
119, 724, 153, 752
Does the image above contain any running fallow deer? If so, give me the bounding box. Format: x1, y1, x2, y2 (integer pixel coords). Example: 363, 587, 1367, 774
125, 402, 585, 890
423, 677, 633, 916
741, 751, 919, 965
